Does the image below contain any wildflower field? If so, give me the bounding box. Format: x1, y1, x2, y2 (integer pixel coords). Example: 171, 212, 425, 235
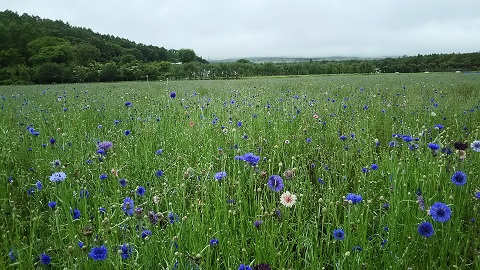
1, 73, 479, 269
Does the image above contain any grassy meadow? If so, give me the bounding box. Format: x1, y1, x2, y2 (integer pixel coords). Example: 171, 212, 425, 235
0, 73, 479, 269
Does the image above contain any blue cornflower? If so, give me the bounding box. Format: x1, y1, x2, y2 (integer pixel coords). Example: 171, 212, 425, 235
79, 189, 90, 198
471, 140, 480, 152
141, 229, 152, 238
97, 141, 113, 150
418, 222, 434, 238
345, 193, 363, 204
371, 164, 379, 170
352, 246, 363, 252
475, 192, 480, 200
155, 149, 164, 155
267, 175, 284, 192
333, 228, 345, 240
170, 92, 176, 98
119, 244, 133, 259
237, 121, 243, 127
306, 137, 312, 143
137, 186, 146, 196
51, 159, 61, 167
254, 220, 263, 228
97, 149, 106, 156
122, 197, 134, 216
434, 124, 444, 130
119, 178, 127, 187
72, 209, 81, 219
49, 171, 66, 182
381, 239, 388, 247
36, 180, 42, 190
49, 138, 56, 144
451, 171, 467, 186
209, 238, 219, 247
124, 130, 131, 136
78, 241, 84, 248
362, 167, 369, 173
155, 170, 164, 177
235, 152, 260, 166
214, 171, 227, 181
99, 174, 107, 180
88, 245, 108, 261
40, 253, 51, 265
8, 249, 15, 261
168, 212, 179, 224
388, 141, 398, 147
125, 102, 132, 107
339, 135, 347, 141
148, 211, 158, 225
317, 178, 324, 184
238, 264, 252, 270
97, 125, 102, 129
428, 143, 440, 151
27, 187, 35, 196
48, 201, 57, 209
430, 202, 451, 223
402, 136, 414, 143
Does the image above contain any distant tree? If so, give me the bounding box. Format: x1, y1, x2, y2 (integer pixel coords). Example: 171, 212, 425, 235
178, 48, 196, 63
99, 62, 120, 82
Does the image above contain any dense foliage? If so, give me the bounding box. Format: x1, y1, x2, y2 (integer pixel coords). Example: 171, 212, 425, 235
1, 10, 479, 85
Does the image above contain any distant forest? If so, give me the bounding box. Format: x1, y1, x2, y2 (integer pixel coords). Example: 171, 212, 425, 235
1, 10, 479, 84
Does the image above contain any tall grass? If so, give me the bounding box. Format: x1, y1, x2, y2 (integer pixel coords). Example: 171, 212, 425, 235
0, 73, 479, 269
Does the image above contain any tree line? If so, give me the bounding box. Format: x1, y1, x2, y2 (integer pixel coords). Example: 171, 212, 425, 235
1, 10, 479, 84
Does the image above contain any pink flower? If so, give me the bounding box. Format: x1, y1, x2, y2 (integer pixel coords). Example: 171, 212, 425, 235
280, 191, 297, 207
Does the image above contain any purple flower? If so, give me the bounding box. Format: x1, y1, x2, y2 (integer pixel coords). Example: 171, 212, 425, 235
235, 152, 260, 166
137, 186, 146, 196
119, 178, 127, 187
416, 189, 425, 211
429, 202, 451, 223
470, 140, 480, 152
254, 220, 263, 228
72, 209, 81, 219
418, 222, 434, 238
48, 201, 57, 209
170, 92, 176, 98
333, 228, 345, 240
209, 238, 219, 247
155, 170, 164, 177
345, 193, 362, 204
267, 175, 284, 192
40, 253, 50, 265
141, 229, 152, 238
99, 174, 107, 180
214, 171, 227, 181
122, 197, 134, 216
238, 264, 252, 270
36, 180, 42, 190
119, 244, 133, 259
371, 164, 379, 170
97, 141, 113, 150
451, 171, 467, 186
428, 143, 440, 151
124, 130, 131, 136
125, 102, 132, 107
49, 171, 66, 183
88, 245, 108, 261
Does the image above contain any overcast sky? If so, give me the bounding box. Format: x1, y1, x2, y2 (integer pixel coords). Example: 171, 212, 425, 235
2, 0, 479, 60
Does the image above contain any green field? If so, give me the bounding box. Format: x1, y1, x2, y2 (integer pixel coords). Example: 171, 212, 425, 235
1, 73, 479, 269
